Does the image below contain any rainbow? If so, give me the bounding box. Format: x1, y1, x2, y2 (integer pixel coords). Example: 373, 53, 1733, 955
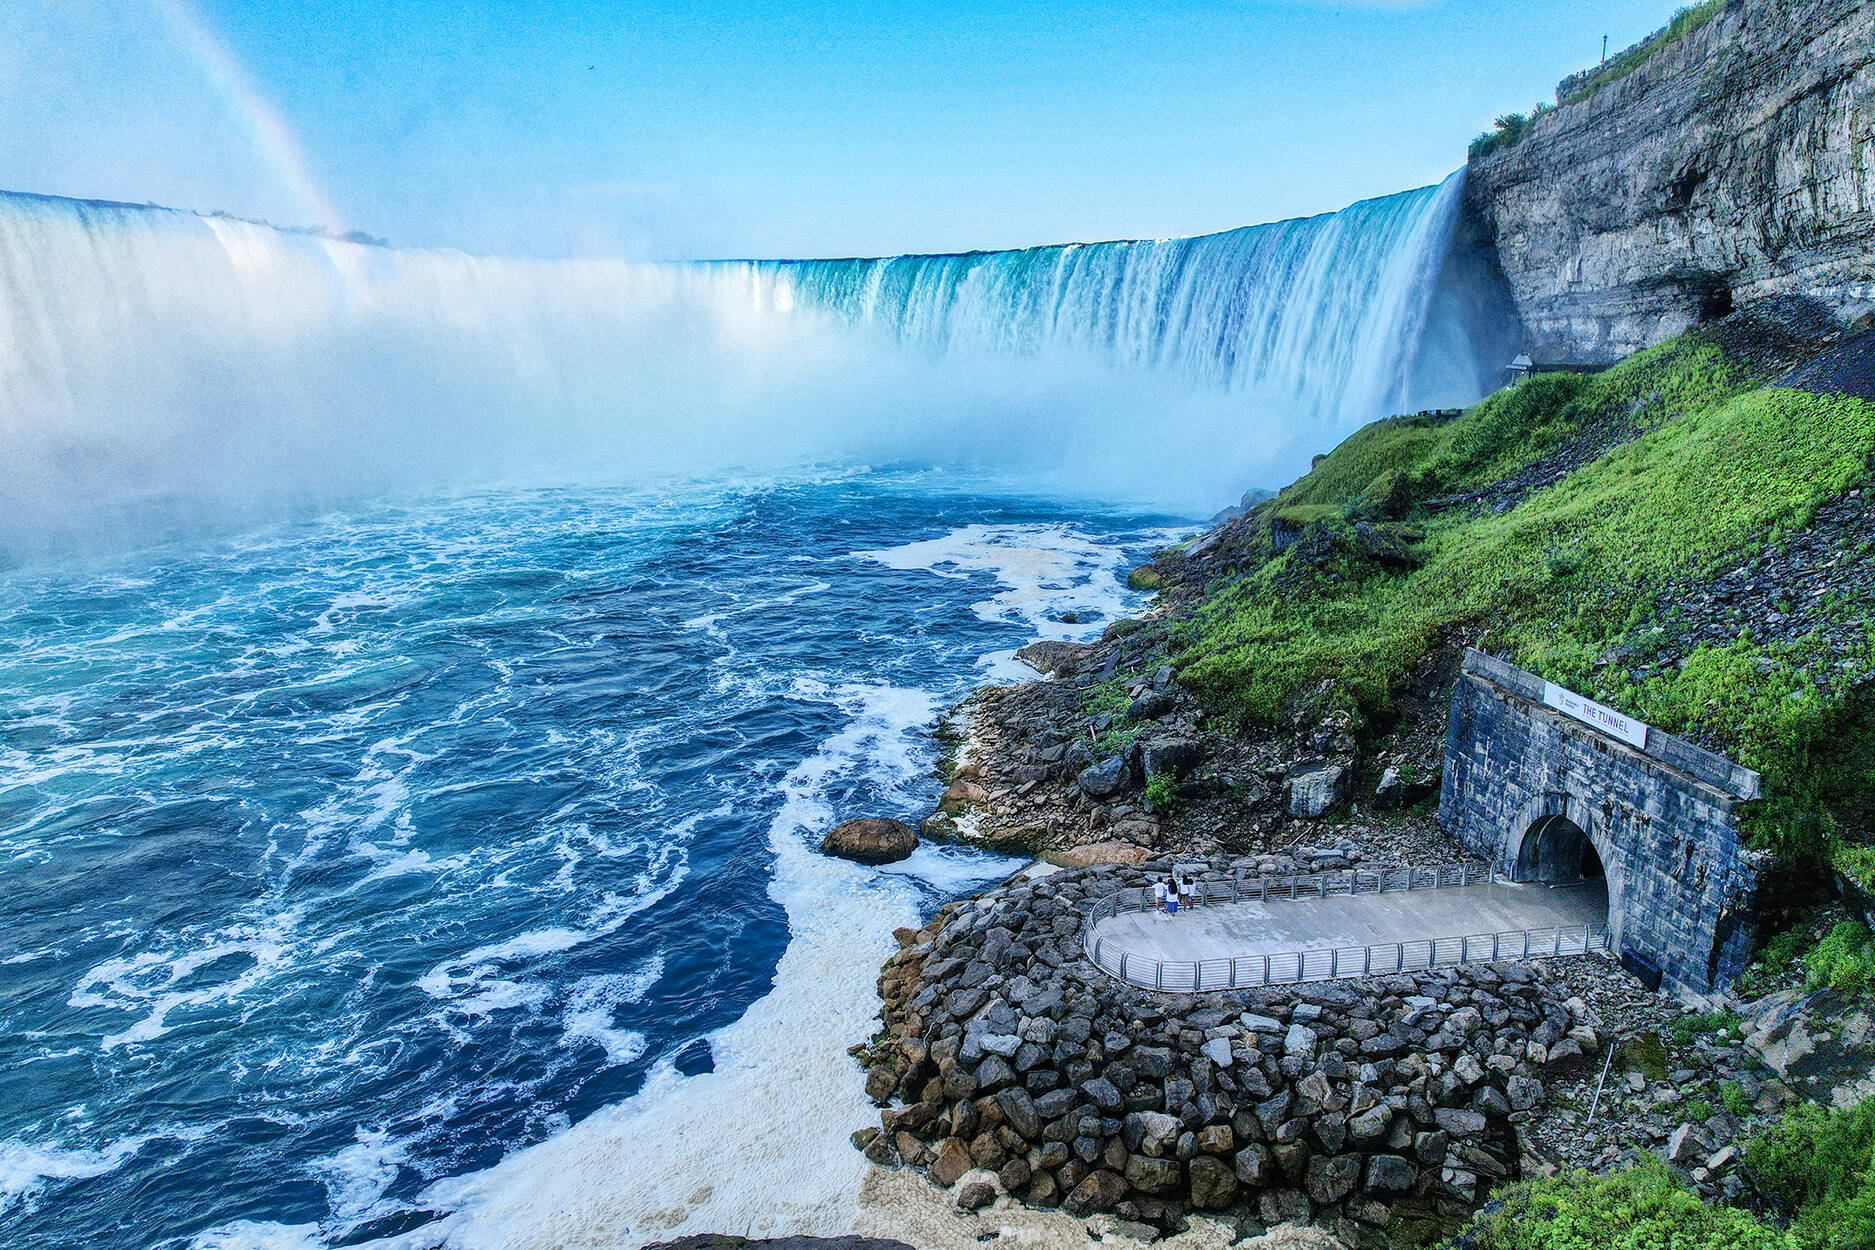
148, 0, 345, 237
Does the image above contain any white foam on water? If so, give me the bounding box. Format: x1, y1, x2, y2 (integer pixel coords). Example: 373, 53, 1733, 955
188, 1221, 329, 1250
308, 1129, 410, 1223
348, 680, 986, 1249
415, 865, 684, 1025
856, 522, 1170, 641
558, 959, 664, 1066
67, 908, 303, 1051
0, 1135, 152, 1212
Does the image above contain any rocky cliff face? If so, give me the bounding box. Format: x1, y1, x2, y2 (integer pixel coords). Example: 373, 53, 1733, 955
1464, 0, 1874, 363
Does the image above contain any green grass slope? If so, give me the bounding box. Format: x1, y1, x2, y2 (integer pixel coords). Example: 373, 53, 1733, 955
1172, 331, 1875, 869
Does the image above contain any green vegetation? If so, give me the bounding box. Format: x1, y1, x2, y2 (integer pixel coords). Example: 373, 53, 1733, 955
1081, 677, 1145, 757
1172, 329, 1875, 869
1562, 2, 1727, 106
1837, 843, 1875, 891
1470, 3, 1725, 158
1144, 770, 1180, 813
1736, 924, 1815, 997
1804, 921, 1875, 1000
1721, 1080, 1752, 1118
1453, 1164, 1790, 1249
1449, 1097, 1875, 1250
1469, 103, 1555, 159
1747, 1097, 1875, 1250
1670, 1010, 1744, 1048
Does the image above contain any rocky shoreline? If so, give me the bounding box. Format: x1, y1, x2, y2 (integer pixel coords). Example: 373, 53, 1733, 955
849, 860, 1615, 1243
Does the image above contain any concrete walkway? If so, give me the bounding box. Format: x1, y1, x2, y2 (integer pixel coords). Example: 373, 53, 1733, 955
1088, 879, 1608, 989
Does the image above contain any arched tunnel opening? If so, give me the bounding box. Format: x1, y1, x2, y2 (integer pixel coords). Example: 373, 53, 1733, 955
1517, 814, 1611, 924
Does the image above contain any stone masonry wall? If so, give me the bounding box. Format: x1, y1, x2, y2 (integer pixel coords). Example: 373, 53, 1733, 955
1439, 659, 1764, 992
1463, 0, 1875, 363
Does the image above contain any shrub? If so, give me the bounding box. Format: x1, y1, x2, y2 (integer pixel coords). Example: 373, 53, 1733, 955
1747, 1097, 1875, 1250
1454, 1163, 1790, 1249
1805, 921, 1875, 999
1671, 1010, 1744, 1048
1722, 1080, 1752, 1118
1144, 770, 1180, 813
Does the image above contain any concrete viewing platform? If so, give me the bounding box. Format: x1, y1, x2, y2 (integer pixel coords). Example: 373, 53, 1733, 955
1085, 877, 1610, 991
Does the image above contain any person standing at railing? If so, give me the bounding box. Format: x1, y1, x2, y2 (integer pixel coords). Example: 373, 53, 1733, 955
1178, 875, 1194, 912
1152, 876, 1169, 914
1167, 874, 1181, 916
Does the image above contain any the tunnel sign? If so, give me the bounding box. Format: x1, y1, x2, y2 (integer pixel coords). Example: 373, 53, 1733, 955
1543, 681, 1650, 748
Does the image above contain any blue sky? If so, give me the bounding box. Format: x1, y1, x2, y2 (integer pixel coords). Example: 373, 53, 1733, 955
1, 1, 1694, 260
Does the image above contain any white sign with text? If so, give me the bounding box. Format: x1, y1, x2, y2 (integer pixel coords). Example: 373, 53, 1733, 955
1542, 681, 1650, 749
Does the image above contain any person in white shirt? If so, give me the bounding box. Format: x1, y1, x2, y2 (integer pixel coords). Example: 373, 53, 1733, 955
1178, 875, 1194, 911
1151, 878, 1168, 913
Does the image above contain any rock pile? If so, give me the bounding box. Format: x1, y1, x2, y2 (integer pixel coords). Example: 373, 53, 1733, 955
855, 866, 1597, 1242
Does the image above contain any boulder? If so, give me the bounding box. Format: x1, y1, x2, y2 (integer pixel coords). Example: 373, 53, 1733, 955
1365, 1154, 1417, 1194
929, 1136, 973, 1186
1285, 764, 1348, 818
820, 817, 918, 865
1141, 738, 1203, 778
1127, 692, 1176, 721
1305, 1154, 1361, 1205
1057, 841, 1148, 868
1123, 1154, 1183, 1195
955, 1173, 998, 1211
1188, 1156, 1238, 1209
1014, 640, 1094, 678
1063, 1169, 1128, 1215
1078, 756, 1132, 798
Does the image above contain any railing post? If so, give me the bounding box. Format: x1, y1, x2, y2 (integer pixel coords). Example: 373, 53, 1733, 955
1119, 953, 1129, 981
1492, 933, 1499, 960
1155, 962, 1163, 991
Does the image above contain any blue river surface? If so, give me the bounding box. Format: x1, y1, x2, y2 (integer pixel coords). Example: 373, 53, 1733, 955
0, 471, 1182, 1250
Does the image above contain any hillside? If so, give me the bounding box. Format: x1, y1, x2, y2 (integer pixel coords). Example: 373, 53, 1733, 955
895, 297, 1875, 1246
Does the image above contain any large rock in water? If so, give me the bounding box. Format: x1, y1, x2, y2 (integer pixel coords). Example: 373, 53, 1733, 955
820, 818, 917, 865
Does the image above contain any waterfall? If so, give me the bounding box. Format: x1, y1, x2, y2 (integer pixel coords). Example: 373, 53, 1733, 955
0, 175, 1511, 560
717, 170, 1499, 420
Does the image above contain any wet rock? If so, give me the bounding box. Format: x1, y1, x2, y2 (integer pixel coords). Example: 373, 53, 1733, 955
929, 1137, 973, 1186
820, 817, 918, 865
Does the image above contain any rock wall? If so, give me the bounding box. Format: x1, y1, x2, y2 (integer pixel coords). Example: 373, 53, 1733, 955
1464, 0, 1875, 363
857, 865, 1597, 1244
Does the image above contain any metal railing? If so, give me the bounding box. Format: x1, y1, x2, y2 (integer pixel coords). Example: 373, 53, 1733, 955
1080, 863, 1611, 992
1086, 862, 1495, 923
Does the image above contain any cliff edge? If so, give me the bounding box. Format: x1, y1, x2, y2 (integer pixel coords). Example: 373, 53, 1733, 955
1464, 0, 1873, 363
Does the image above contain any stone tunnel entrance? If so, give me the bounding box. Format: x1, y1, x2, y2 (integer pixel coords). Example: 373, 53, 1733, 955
1440, 650, 1764, 993
1518, 814, 1604, 886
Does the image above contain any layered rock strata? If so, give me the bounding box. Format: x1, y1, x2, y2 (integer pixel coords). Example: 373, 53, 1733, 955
1464, 0, 1875, 362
